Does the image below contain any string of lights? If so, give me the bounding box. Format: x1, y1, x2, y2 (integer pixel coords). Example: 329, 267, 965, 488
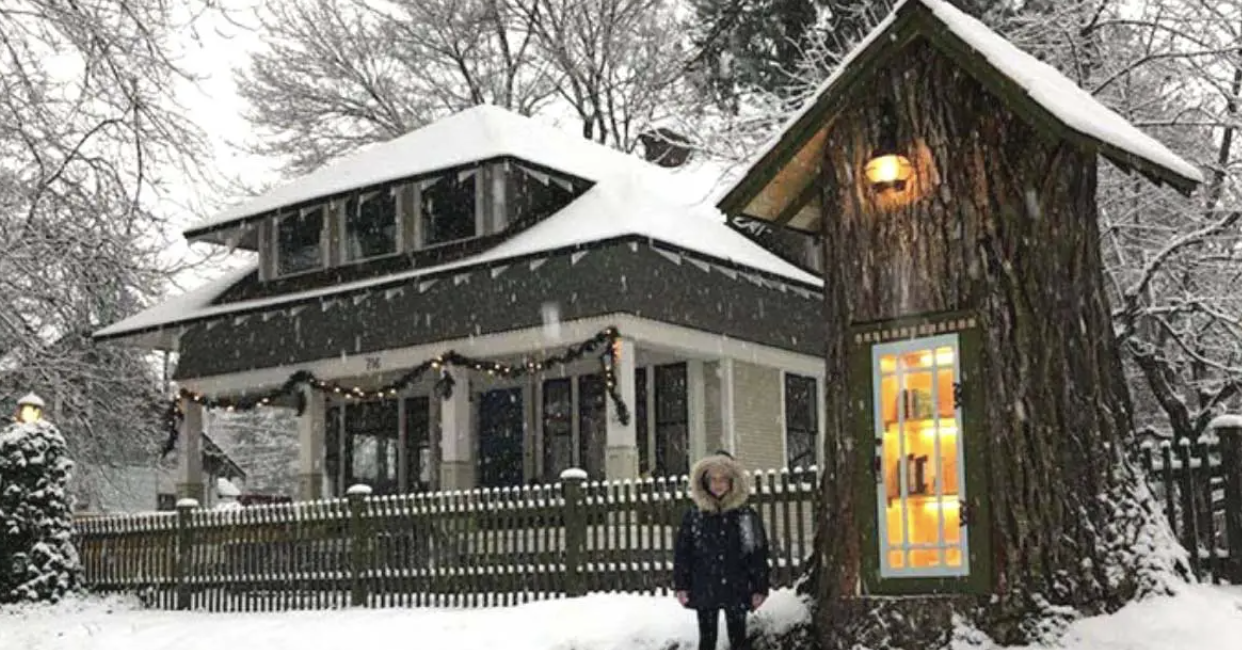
161, 327, 629, 457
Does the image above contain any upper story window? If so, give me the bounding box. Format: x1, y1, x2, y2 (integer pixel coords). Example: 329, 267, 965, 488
344, 189, 398, 262
275, 206, 325, 277
259, 159, 591, 283
422, 169, 478, 247
507, 163, 578, 225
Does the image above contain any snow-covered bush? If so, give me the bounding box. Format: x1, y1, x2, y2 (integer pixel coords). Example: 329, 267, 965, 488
0, 419, 82, 603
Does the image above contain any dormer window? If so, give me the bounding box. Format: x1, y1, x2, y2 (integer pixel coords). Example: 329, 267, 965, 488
422, 169, 478, 247
256, 159, 590, 283
275, 206, 325, 277
507, 162, 578, 225
344, 189, 399, 262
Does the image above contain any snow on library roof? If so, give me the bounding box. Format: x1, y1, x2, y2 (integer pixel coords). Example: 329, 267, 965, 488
716, 0, 1201, 208
920, 0, 1200, 185
187, 104, 718, 237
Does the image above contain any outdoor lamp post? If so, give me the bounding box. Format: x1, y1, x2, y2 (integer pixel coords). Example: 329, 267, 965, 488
15, 392, 44, 423
864, 100, 913, 191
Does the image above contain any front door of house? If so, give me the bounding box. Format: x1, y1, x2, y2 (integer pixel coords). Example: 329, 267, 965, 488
342, 399, 400, 495
478, 388, 524, 488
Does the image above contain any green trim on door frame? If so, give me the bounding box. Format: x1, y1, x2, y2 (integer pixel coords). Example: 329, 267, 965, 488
850, 310, 992, 596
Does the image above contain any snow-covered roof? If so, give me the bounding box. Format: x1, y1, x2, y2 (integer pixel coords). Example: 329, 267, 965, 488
919, 0, 1199, 185
96, 165, 821, 344
715, 0, 1201, 214
216, 477, 241, 498
187, 104, 721, 239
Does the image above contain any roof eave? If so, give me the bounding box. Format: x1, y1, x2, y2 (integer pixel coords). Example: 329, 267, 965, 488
912, 5, 1202, 197
1097, 145, 1201, 197
92, 326, 180, 352
715, 5, 924, 219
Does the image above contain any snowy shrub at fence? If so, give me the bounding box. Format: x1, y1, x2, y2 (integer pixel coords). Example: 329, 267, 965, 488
0, 419, 82, 603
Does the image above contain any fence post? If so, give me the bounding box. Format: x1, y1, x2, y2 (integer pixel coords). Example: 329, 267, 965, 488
560, 468, 587, 597
1211, 417, 1242, 584
175, 498, 198, 611
347, 484, 373, 607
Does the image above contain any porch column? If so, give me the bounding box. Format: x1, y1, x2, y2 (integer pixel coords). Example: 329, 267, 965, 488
440, 369, 474, 490
605, 337, 639, 480
297, 386, 326, 501
688, 360, 707, 462
720, 358, 737, 455
175, 397, 205, 503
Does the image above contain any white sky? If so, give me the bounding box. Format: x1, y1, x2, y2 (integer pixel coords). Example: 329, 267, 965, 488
158, 1, 277, 289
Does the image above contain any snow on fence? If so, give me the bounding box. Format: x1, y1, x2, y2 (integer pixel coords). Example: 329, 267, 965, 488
73, 466, 819, 612
1139, 424, 1242, 584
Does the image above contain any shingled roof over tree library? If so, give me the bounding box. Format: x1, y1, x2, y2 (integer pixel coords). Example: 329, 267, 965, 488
715, 0, 1203, 234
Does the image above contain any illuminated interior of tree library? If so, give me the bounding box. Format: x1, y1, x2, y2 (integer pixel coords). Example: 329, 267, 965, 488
873, 334, 968, 578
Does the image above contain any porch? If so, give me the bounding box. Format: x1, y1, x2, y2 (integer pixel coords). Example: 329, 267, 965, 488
173, 315, 824, 501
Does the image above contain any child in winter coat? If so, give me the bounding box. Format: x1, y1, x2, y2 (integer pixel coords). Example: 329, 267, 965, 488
674, 451, 771, 650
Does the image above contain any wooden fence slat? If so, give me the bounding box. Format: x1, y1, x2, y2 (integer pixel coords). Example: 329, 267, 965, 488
1177, 440, 1202, 578
1161, 443, 1178, 537
622, 480, 636, 593
1217, 425, 1242, 583
639, 478, 654, 596
779, 469, 793, 588
1195, 437, 1220, 582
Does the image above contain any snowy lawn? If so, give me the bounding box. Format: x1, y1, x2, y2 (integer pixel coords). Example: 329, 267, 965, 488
0, 590, 808, 650
3, 584, 1240, 650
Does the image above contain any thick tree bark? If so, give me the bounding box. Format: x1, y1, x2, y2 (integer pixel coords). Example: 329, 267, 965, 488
812, 41, 1184, 648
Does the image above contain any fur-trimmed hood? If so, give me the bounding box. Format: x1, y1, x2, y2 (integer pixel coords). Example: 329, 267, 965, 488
689, 452, 750, 512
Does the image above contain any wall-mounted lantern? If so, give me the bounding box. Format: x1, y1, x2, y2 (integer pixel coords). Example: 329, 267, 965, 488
15, 392, 44, 424
864, 100, 914, 192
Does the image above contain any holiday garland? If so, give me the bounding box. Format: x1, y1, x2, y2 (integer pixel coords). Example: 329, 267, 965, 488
161, 326, 629, 457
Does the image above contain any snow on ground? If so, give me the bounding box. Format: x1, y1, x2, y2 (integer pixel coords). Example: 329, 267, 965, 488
954, 584, 1242, 650
4, 585, 1241, 650
0, 590, 808, 650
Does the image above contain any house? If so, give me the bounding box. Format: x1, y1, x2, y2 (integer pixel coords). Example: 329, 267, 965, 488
93, 106, 826, 502
73, 432, 247, 514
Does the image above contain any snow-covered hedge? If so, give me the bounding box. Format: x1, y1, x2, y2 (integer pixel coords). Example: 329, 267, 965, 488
0, 420, 82, 603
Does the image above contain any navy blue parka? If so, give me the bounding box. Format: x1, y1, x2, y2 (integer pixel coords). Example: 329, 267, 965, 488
673, 453, 771, 610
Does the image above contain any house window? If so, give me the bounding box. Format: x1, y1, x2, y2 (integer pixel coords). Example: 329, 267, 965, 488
543, 378, 573, 481
275, 206, 325, 276
635, 368, 650, 476
578, 375, 607, 479
785, 373, 818, 469
344, 189, 398, 262
422, 169, 477, 246
654, 363, 689, 477
157, 493, 176, 512
507, 163, 579, 225
873, 335, 968, 578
